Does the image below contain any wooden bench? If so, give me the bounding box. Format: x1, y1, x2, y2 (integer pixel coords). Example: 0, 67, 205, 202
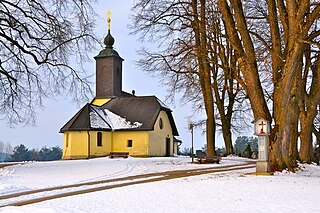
197, 156, 221, 164
109, 152, 129, 159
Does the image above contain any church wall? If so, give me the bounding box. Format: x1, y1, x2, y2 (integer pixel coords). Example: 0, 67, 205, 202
112, 131, 149, 157
62, 131, 89, 160
89, 131, 112, 157
62, 133, 71, 159
173, 143, 179, 156
62, 131, 112, 159
148, 111, 174, 156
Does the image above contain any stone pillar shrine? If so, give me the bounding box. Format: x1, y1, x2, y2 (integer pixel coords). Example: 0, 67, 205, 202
253, 118, 270, 173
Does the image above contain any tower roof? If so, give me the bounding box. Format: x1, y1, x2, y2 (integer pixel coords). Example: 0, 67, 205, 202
104, 30, 115, 48
94, 11, 122, 59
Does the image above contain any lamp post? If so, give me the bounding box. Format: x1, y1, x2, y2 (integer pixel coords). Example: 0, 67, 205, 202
189, 123, 194, 163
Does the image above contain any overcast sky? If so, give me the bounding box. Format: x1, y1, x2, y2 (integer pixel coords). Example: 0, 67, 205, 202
0, 0, 229, 151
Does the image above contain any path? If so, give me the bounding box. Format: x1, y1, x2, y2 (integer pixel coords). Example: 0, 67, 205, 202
0, 163, 21, 169
0, 161, 256, 207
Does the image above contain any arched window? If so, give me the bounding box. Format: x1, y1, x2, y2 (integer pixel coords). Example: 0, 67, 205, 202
97, 132, 102, 147
159, 118, 163, 129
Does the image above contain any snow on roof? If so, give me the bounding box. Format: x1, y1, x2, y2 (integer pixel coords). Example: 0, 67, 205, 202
104, 109, 142, 129
90, 106, 111, 129
90, 106, 142, 130
156, 97, 169, 109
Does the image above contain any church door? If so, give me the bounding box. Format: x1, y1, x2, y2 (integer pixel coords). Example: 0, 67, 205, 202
165, 137, 171, 157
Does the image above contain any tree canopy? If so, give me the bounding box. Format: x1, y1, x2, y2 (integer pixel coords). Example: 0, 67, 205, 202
9, 144, 62, 162
0, 0, 97, 125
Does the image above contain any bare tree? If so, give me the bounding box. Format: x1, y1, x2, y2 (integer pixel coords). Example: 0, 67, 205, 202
300, 49, 320, 163
131, 0, 256, 156
0, 0, 98, 126
0, 140, 4, 153
131, 0, 216, 156
218, 0, 320, 170
0, 141, 12, 161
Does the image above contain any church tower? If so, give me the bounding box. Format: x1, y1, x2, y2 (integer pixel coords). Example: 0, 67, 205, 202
94, 12, 123, 98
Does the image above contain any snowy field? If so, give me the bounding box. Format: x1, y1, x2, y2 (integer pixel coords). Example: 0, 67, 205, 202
0, 156, 319, 213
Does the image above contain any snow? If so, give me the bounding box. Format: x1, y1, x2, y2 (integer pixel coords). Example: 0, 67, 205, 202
0, 157, 319, 212
104, 109, 142, 129
156, 97, 169, 109
90, 106, 142, 129
89, 107, 110, 129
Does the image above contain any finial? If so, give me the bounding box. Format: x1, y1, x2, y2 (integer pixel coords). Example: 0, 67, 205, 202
107, 11, 112, 30
104, 10, 115, 48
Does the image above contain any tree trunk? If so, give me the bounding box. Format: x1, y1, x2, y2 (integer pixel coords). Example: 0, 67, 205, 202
206, 112, 216, 157
288, 64, 302, 165
213, 76, 235, 155
192, 0, 216, 156
269, 117, 293, 171
300, 113, 314, 163
221, 123, 234, 155
271, 50, 303, 171
289, 109, 300, 164
300, 53, 320, 163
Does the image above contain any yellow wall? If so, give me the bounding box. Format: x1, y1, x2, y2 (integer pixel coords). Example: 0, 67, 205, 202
62, 111, 177, 159
62, 131, 89, 159
112, 131, 149, 157
148, 111, 173, 156
91, 98, 110, 106
62, 131, 112, 159
89, 131, 112, 157
173, 142, 179, 155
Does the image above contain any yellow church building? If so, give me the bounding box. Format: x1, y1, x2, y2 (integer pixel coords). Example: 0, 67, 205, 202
60, 17, 181, 160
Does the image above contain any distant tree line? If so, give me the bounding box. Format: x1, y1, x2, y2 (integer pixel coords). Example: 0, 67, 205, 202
179, 136, 258, 158
179, 147, 192, 156
234, 136, 258, 157
179, 144, 227, 157
0, 143, 62, 162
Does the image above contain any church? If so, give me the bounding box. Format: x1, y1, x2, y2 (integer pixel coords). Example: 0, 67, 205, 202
60, 16, 181, 160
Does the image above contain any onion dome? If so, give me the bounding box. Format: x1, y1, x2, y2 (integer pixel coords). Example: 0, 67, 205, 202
104, 30, 115, 48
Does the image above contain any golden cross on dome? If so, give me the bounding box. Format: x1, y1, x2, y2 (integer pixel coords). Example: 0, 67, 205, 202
107, 11, 112, 30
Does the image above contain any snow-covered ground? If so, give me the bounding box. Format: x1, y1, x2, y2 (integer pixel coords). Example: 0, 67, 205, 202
0, 156, 319, 213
